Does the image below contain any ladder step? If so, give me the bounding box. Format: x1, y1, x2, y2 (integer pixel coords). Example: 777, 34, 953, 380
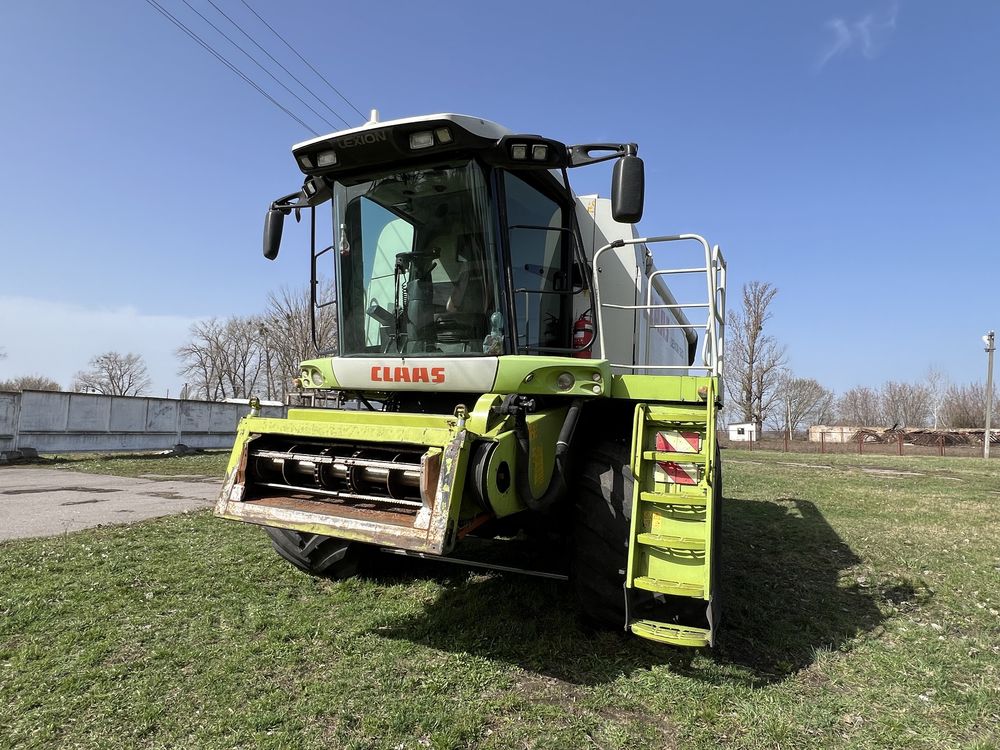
632, 576, 705, 598
646, 406, 708, 425
629, 619, 711, 648
643, 450, 707, 464
637, 533, 705, 551
639, 490, 707, 506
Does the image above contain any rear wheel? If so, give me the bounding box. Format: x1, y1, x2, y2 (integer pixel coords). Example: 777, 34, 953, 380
263, 527, 360, 579
571, 441, 633, 628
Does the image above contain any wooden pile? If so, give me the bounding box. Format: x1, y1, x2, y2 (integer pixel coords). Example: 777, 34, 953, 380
849, 428, 990, 446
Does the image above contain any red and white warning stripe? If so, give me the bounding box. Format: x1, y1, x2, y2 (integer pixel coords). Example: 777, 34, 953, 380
655, 431, 701, 454
654, 461, 700, 485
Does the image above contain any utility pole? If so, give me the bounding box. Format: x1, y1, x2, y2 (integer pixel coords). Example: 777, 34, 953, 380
985, 330, 995, 460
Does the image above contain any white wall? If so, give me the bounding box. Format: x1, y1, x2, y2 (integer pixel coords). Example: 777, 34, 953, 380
0, 390, 286, 453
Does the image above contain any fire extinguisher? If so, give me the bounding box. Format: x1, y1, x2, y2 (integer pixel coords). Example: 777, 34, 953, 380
573, 310, 594, 358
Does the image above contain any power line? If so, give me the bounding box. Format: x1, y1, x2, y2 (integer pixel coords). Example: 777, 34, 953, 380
177, 0, 338, 131
238, 0, 368, 121
144, 0, 319, 135
202, 0, 351, 128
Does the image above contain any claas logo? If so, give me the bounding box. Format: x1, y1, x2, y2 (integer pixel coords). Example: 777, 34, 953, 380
370, 366, 445, 384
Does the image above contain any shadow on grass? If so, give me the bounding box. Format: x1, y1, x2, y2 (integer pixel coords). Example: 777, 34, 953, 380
369, 496, 921, 686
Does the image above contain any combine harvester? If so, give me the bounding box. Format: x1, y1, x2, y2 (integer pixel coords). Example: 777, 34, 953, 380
215, 112, 727, 647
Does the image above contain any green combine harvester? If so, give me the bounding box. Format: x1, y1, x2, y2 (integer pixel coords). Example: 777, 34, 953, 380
215, 112, 727, 647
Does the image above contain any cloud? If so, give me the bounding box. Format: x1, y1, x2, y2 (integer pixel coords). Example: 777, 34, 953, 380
817, 2, 899, 70
0, 296, 201, 397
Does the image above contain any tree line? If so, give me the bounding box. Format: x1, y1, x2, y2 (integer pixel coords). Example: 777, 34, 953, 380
0, 286, 333, 401
2, 282, 992, 423
175, 286, 335, 402
725, 281, 996, 432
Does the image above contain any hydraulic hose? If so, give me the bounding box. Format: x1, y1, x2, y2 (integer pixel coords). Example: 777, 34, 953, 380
513, 399, 584, 513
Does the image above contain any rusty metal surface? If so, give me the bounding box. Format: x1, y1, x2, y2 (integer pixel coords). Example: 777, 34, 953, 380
247, 494, 417, 526
215, 409, 476, 555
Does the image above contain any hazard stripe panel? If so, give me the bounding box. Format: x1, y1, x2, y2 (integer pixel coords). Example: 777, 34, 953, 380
655, 430, 701, 454
654, 461, 700, 485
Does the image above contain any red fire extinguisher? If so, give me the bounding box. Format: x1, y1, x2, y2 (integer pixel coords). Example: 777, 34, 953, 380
573, 310, 594, 358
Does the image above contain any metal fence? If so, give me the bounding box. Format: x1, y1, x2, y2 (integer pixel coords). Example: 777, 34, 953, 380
0, 390, 286, 454
719, 430, 998, 458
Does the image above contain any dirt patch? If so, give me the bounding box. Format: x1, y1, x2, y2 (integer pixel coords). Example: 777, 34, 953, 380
140, 491, 186, 500
138, 474, 219, 484
861, 468, 926, 478
2, 486, 120, 496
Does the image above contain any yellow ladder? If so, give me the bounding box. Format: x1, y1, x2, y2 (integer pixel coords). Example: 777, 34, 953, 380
625, 393, 719, 647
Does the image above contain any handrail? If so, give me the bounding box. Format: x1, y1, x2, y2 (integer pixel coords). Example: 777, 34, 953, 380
592, 234, 727, 388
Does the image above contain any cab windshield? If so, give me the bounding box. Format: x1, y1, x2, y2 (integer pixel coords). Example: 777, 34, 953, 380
332, 160, 503, 357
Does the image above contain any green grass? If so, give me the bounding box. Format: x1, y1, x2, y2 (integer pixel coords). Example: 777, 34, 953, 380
23, 451, 231, 478
1, 451, 998, 749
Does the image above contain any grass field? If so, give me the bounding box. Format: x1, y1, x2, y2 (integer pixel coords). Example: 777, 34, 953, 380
1, 450, 998, 749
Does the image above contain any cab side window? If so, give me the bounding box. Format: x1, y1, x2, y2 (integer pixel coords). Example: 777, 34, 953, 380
504, 172, 569, 352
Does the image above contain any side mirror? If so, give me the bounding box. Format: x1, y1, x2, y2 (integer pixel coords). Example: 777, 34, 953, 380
263, 208, 285, 260
611, 155, 645, 224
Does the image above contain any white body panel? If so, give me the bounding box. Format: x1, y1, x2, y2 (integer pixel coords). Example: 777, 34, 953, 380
331, 357, 499, 392
294, 113, 512, 151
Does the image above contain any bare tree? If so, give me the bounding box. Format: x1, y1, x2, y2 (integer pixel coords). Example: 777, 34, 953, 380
881, 380, 933, 428
925, 367, 949, 429
260, 285, 337, 400
177, 318, 226, 401
939, 382, 999, 428
177, 317, 266, 400
0, 374, 61, 391
177, 286, 337, 402
725, 281, 786, 432
837, 380, 934, 428
837, 386, 885, 426
771, 375, 835, 434
73, 352, 151, 396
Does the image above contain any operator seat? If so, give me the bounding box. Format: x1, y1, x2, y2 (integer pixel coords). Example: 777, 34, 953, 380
435, 233, 488, 349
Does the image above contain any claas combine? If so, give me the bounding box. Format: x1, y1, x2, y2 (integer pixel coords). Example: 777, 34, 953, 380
215, 112, 727, 647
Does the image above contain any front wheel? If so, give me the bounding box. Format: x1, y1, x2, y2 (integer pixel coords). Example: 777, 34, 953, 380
571, 441, 633, 628
263, 527, 360, 579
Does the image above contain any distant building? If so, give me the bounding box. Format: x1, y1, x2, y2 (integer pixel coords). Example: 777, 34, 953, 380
728, 422, 757, 442
808, 425, 864, 443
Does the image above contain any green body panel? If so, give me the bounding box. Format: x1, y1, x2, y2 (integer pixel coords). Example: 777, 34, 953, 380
610, 374, 715, 403
296, 354, 612, 398
298, 358, 339, 389
623, 377, 720, 647
492, 356, 611, 397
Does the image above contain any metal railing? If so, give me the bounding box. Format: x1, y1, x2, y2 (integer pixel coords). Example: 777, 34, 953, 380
592, 233, 726, 382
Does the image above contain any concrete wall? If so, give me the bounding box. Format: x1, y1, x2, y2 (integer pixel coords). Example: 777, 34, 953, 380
808, 425, 863, 443
0, 390, 286, 453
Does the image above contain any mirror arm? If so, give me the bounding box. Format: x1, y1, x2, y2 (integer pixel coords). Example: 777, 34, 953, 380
567, 143, 638, 168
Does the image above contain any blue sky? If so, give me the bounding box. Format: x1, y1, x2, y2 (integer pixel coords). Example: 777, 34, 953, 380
1, 1, 997, 396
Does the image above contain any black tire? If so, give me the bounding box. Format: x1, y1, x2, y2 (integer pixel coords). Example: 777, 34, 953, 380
571, 441, 634, 629
263, 527, 360, 579
710, 445, 723, 626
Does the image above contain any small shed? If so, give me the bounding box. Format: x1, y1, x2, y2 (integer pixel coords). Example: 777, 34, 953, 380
728, 422, 757, 442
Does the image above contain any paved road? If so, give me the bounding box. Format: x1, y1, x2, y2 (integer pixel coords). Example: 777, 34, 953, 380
0, 467, 218, 541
